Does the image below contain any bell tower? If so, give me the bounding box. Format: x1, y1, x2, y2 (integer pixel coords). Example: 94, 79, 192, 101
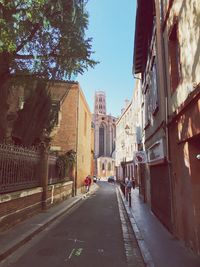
94, 91, 106, 115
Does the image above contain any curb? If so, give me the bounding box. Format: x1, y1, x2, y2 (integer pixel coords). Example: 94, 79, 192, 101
80, 182, 99, 198
0, 197, 82, 262
117, 186, 155, 267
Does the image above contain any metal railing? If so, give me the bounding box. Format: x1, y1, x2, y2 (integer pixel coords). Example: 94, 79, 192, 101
0, 143, 70, 194
48, 154, 66, 184
0, 144, 40, 193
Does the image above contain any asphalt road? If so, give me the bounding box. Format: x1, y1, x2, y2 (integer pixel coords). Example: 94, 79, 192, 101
1, 182, 145, 267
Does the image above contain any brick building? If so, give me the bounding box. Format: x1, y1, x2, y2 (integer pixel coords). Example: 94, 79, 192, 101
50, 81, 93, 194
0, 80, 93, 231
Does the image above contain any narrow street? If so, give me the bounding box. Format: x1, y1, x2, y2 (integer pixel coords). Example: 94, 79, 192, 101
0, 182, 145, 267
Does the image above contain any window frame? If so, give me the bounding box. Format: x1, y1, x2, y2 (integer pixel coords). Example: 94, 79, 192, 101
168, 20, 182, 93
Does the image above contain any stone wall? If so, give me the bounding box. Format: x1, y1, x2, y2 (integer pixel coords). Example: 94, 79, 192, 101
0, 181, 73, 232
0, 187, 42, 232
46, 181, 73, 206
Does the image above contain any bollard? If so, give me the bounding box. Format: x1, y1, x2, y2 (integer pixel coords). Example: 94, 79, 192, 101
128, 192, 131, 207
126, 188, 128, 201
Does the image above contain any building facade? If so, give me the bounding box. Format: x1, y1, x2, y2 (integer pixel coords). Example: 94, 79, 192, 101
133, 0, 200, 254
133, 0, 172, 231
93, 91, 116, 177
50, 82, 92, 194
161, 0, 200, 254
115, 100, 136, 182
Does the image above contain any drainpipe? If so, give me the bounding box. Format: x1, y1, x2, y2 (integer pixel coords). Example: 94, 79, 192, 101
158, 2, 175, 232
74, 87, 80, 196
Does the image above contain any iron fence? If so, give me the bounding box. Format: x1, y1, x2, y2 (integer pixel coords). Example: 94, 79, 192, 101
0, 143, 69, 194
48, 154, 64, 184
0, 144, 41, 193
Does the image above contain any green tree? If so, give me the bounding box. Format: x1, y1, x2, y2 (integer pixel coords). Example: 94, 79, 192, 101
0, 0, 98, 142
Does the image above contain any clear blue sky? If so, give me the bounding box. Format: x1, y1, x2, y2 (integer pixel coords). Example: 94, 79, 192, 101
77, 0, 137, 117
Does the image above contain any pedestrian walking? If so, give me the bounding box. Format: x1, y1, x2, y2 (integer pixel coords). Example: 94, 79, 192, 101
84, 176, 89, 192
126, 178, 132, 193
84, 175, 92, 193
125, 178, 132, 206
132, 177, 136, 189
88, 175, 92, 190
125, 176, 129, 184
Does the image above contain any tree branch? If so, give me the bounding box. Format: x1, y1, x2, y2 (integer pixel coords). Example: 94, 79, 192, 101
15, 23, 41, 53
15, 53, 59, 59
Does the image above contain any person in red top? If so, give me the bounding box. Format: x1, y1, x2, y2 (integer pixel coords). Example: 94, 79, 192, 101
84, 175, 92, 192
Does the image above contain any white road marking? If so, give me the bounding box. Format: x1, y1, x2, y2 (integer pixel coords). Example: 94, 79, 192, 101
68, 238, 85, 243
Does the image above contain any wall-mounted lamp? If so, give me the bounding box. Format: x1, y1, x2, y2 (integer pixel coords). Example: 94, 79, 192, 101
125, 124, 134, 136
196, 154, 200, 160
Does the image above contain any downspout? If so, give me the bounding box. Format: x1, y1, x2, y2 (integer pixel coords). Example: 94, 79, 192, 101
159, 3, 175, 231
74, 87, 80, 196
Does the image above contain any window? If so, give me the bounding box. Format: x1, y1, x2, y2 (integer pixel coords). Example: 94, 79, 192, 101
144, 86, 150, 128
51, 103, 60, 126
102, 163, 105, 170
108, 162, 111, 171
169, 22, 181, 92
99, 124, 105, 156
151, 57, 159, 114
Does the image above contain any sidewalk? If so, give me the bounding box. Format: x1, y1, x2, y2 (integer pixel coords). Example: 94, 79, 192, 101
0, 183, 98, 262
118, 187, 200, 267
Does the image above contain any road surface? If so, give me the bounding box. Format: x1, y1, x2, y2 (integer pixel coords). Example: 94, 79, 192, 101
1, 182, 145, 267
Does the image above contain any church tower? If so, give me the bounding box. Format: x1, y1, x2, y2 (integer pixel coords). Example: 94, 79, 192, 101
93, 90, 116, 177
94, 91, 106, 115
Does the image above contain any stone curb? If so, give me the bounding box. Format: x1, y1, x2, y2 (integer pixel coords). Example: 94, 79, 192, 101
117, 186, 155, 267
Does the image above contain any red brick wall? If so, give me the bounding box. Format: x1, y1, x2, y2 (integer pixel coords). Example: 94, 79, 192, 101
51, 84, 79, 153
0, 189, 42, 232
0, 181, 73, 232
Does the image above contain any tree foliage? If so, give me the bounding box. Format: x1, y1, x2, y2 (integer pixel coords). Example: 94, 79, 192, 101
0, 0, 97, 79
0, 0, 98, 142
56, 149, 76, 179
